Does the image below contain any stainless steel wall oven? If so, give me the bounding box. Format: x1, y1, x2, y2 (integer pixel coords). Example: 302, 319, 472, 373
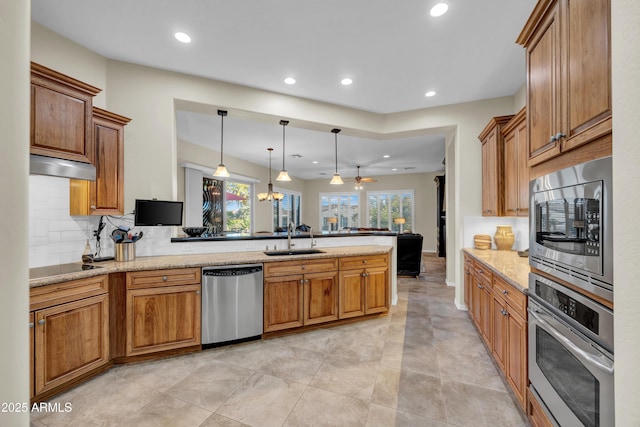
530, 156, 613, 303
528, 272, 614, 427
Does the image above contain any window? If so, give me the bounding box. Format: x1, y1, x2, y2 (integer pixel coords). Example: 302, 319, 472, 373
319, 192, 360, 231
367, 190, 414, 232
273, 189, 302, 231
224, 180, 253, 233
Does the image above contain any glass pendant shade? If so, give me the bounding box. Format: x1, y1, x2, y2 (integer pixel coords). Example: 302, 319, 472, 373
214, 164, 230, 178
276, 120, 292, 181
213, 110, 230, 177
330, 128, 343, 185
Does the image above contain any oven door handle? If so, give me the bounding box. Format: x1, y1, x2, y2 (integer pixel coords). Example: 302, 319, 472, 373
529, 307, 614, 375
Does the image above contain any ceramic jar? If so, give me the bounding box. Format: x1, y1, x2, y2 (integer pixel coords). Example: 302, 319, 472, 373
494, 225, 515, 250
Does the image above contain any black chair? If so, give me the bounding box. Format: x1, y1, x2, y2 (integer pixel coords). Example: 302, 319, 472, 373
397, 233, 423, 277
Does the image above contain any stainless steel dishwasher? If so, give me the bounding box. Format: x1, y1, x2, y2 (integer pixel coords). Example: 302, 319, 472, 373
201, 264, 263, 348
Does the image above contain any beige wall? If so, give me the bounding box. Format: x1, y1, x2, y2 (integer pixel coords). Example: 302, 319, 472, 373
303, 172, 442, 252
612, 0, 640, 424
1, 1, 30, 424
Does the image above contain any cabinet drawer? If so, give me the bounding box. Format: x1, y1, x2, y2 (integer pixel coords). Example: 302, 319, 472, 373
30, 274, 108, 311
473, 262, 492, 290
126, 268, 200, 289
264, 258, 338, 277
493, 275, 526, 318
339, 254, 389, 270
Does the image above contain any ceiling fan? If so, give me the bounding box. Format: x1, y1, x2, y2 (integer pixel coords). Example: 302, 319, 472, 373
354, 165, 377, 189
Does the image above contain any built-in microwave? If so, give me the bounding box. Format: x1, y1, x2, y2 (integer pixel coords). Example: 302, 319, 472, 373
530, 156, 613, 303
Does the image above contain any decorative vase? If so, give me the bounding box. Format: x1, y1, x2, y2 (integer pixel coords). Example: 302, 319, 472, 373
494, 225, 515, 251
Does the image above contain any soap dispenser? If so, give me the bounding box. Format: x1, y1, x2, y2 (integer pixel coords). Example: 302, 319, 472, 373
82, 239, 93, 263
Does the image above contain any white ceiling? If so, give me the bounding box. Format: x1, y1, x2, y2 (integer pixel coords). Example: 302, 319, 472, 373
31, 0, 536, 179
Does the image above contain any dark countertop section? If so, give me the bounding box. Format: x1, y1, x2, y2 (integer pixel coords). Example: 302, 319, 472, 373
171, 230, 397, 242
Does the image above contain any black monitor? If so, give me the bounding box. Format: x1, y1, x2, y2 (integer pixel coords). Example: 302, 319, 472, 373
134, 199, 183, 226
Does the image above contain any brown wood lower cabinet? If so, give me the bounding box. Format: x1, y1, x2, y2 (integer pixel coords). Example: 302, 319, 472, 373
263, 264, 339, 332
528, 388, 555, 427
30, 275, 110, 400
339, 254, 390, 319
465, 253, 528, 410
33, 293, 109, 395
125, 268, 201, 357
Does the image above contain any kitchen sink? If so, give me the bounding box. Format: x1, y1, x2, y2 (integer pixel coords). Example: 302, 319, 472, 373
263, 249, 325, 256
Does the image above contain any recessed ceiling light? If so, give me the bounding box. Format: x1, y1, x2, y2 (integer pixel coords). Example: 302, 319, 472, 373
425, 90, 437, 97
392, 168, 398, 171
174, 32, 191, 43
284, 77, 296, 85
383, 155, 390, 158
312, 161, 319, 164
341, 78, 353, 86
430, 2, 449, 17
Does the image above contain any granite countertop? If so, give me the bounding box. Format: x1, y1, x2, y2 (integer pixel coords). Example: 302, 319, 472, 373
463, 248, 530, 293
29, 245, 393, 288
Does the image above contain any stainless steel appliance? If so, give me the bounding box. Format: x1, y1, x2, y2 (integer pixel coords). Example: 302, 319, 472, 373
201, 264, 263, 347
530, 156, 613, 303
528, 272, 614, 427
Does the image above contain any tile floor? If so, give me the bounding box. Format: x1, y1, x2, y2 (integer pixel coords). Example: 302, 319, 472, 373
31, 255, 528, 427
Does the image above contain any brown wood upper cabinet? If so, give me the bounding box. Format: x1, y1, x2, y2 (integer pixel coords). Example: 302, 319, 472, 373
517, 0, 611, 167
502, 109, 529, 217
478, 115, 513, 217
70, 108, 131, 216
30, 62, 101, 164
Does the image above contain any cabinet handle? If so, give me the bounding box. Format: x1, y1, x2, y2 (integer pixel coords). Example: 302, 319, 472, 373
501, 309, 509, 316
477, 284, 484, 289
196, 290, 201, 295
29, 322, 34, 328
300, 279, 305, 285
549, 135, 557, 143
555, 132, 566, 140
301, 265, 305, 270
304, 279, 309, 284
162, 276, 168, 281
502, 289, 508, 295
38, 319, 45, 325
363, 260, 367, 264
90, 205, 96, 210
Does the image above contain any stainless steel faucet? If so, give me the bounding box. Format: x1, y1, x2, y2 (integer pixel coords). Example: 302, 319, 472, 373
309, 227, 316, 247
287, 222, 295, 250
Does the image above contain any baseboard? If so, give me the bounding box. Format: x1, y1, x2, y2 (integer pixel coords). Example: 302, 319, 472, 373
446, 280, 456, 287
455, 300, 468, 311
422, 249, 437, 253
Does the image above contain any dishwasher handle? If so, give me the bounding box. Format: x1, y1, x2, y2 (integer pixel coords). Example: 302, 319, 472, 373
202, 264, 263, 277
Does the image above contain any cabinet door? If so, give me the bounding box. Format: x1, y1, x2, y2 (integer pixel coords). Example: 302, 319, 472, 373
30, 63, 99, 164
526, 2, 562, 166
29, 312, 34, 399
515, 117, 529, 216
264, 275, 304, 332
561, 0, 611, 152
480, 286, 493, 348
503, 128, 519, 217
34, 294, 109, 394
492, 295, 508, 373
126, 284, 201, 356
481, 129, 500, 216
507, 310, 528, 408
471, 276, 482, 329
364, 267, 389, 314
70, 109, 130, 215
463, 258, 472, 310
339, 270, 365, 319
304, 271, 338, 326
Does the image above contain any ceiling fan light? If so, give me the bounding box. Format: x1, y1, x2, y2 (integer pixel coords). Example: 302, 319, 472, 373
330, 173, 344, 185
213, 164, 230, 177
276, 169, 291, 182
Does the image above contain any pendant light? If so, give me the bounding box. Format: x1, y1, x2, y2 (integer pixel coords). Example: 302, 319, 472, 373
330, 128, 344, 185
276, 120, 291, 181
213, 109, 230, 177
257, 148, 284, 201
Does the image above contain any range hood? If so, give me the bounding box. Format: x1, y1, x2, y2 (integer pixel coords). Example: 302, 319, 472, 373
30, 154, 96, 181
